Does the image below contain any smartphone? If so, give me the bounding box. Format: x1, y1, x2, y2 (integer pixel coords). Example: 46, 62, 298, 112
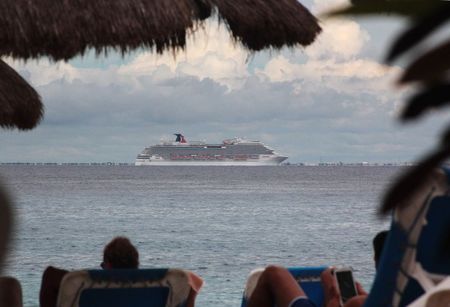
334, 267, 358, 305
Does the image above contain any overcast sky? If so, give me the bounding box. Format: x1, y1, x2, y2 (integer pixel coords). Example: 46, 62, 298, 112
1, 0, 449, 164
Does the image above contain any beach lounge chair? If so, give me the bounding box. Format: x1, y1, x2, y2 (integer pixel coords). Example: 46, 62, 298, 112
241, 266, 327, 307
365, 167, 450, 307
408, 276, 450, 307
0, 276, 22, 307
57, 268, 196, 307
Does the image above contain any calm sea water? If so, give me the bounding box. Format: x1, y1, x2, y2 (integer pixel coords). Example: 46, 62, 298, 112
0, 165, 399, 306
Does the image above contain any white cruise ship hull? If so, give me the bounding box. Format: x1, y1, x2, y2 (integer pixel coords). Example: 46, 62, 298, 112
135, 155, 287, 166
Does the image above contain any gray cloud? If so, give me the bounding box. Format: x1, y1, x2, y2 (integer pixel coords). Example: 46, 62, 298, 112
2, 66, 448, 164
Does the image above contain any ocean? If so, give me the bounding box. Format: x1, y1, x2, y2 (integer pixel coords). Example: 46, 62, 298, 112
0, 165, 398, 306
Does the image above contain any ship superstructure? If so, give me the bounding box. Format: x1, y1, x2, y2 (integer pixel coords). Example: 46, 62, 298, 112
135, 134, 287, 166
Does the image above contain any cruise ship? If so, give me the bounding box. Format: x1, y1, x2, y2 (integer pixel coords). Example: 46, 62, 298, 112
135, 134, 288, 166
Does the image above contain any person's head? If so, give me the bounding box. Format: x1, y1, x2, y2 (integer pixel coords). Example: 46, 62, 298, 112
102, 237, 139, 269
373, 230, 388, 269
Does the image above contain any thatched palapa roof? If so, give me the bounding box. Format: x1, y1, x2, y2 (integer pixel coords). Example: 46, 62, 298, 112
0, 0, 320, 130
208, 0, 321, 51
0, 60, 43, 130
0, 0, 321, 61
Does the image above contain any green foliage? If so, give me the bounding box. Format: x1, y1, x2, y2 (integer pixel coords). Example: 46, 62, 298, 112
399, 41, 450, 84
327, 1, 450, 214
327, 1, 441, 18
386, 6, 450, 62
401, 84, 450, 120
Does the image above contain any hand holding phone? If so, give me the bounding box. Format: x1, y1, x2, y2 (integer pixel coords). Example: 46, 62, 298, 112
334, 267, 358, 306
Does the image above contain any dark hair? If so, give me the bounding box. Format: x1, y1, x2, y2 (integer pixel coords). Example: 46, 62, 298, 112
103, 237, 139, 269
373, 230, 388, 269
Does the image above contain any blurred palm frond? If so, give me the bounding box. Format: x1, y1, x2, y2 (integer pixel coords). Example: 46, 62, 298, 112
399, 40, 450, 85
401, 83, 450, 121
327, 0, 450, 215
327, 0, 441, 18
386, 4, 450, 62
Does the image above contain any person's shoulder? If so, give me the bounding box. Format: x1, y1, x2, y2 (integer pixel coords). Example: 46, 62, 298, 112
42, 266, 69, 279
